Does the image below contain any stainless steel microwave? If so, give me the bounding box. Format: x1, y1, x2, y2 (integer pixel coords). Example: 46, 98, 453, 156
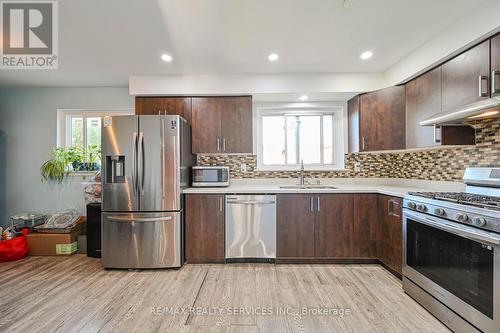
192, 166, 230, 187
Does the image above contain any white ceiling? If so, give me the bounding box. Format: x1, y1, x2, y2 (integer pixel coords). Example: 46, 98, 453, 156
0, 0, 487, 87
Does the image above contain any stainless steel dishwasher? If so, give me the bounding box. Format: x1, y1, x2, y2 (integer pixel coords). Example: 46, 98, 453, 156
225, 195, 276, 261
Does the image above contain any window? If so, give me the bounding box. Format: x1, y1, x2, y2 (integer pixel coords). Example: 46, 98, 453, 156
256, 103, 346, 170
57, 109, 133, 149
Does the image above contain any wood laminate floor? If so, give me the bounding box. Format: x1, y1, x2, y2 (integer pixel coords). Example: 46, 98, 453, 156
0, 255, 450, 333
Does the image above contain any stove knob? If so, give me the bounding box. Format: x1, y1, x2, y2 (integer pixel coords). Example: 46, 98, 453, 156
472, 217, 487, 227
417, 204, 427, 212
407, 202, 417, 209
434, 208, 446, 217
456, 213, 469, 222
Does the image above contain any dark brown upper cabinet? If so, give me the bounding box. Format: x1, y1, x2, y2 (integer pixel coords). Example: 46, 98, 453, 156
441, 40, 490, 112
405, 67, 475, 148
347, 96, 360, 153
191, 96, 253, 154
348, 86, 405, 153
135, 97, 192, 124
491, 34, 500, 97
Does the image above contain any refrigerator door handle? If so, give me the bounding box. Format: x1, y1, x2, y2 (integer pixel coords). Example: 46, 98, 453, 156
138, 132, 145, 195
160, 118, 166, 200
132, 131, 138, 195
107, 216, 173, 223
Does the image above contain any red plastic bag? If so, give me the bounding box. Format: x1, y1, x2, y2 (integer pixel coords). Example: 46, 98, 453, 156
0, 232, 29, 262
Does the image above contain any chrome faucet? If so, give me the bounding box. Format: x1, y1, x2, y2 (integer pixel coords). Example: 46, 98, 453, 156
299, 160, 305, 186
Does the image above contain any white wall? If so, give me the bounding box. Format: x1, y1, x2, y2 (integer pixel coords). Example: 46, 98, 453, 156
0, 87, 134, 226
129, 73, 385, 96
384, 0, 500, 86
130, 0, 500, 96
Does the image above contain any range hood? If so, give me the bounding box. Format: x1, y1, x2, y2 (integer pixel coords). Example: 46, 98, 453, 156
420, 96, 500, 126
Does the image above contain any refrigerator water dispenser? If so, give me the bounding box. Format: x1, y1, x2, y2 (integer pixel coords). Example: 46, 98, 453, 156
106, 156, 125, 183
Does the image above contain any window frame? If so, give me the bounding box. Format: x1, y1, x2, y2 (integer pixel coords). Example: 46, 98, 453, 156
255, 102, 347, 171
57, 108, 134, 148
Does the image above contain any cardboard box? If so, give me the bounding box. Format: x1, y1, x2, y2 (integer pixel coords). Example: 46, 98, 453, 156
27, 217, 86, 256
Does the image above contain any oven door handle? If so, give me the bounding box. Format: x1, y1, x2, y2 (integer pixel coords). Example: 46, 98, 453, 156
404, 210, 500, 246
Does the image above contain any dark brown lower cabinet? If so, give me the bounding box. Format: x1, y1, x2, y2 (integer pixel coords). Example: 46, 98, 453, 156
315, 194, 353, 257
185, 194, 225, 263
277, 194, 315, 258
353, 194, 379, 258
185, 193, 403, 277
377, 195, 403, 276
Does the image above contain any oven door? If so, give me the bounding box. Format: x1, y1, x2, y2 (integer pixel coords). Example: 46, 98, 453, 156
403, 209, 500, 333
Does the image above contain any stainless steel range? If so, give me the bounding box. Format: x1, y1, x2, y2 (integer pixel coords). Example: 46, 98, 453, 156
403, 167, 500, 333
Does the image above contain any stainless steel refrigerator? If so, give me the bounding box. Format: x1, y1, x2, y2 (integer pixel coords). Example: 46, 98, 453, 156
101, 115, 193, 269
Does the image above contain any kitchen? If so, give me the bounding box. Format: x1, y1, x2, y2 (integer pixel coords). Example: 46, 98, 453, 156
0, 1, 500, 332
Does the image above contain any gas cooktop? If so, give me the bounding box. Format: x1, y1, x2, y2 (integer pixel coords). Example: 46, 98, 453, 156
408, 192, 500, 211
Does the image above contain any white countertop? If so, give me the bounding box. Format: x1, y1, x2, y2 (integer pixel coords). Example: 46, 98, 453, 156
183, 178, 465, 198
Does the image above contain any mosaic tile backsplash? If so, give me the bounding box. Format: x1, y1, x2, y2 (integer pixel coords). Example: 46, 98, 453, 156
197, 119, 500, 182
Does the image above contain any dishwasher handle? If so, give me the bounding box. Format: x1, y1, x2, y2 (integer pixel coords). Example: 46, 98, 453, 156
226, 200, 276, 205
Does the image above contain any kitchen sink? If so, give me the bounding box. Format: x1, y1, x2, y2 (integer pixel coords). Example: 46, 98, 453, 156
279, 185, 338, 189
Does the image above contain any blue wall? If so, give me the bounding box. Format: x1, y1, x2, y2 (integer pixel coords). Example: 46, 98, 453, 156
0, 87, 133, 225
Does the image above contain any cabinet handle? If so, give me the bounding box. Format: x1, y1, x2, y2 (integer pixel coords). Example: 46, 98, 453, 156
478, 75, 489, 97
219, 197, 223, 212
310, 197, 314, 212
158, 110, 161, 115
388, 199, 401, 218
492, 70, 500, 94
222, 138, 226, 151
362, 137, 366, 150
433, 124, 441, 143
317, 196, 320, 211
216, 138, 220, 152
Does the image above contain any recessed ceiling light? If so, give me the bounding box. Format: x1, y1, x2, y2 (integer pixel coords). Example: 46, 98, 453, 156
268, 53, 279, 62
161, 54, 173, 62
299, 95, 308, 101
360, 51, 373, 60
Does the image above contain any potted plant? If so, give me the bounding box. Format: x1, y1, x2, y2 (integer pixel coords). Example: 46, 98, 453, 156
40, 148, 72, 183
86, 145, 101, 171
67, 146, 86, 172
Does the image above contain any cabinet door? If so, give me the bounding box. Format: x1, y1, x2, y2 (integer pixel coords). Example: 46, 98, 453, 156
277, 194, 315, 258
378, 195, 402, 275
315, 194, 353, 258
406, 67, 442, 148
347, 95, 360, 153
185, 194, 225, 263
389, 197, 403, 274
442, 40, 490, 112
220, 96, 253, 153
135, 97, 192, 123
191, 98, 222, 154
352, 194, 378, 258
491, 34, 500, 97
360, 86, 405, 151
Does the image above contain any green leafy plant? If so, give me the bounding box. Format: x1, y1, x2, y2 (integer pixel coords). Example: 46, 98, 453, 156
86, 145, 101, 171
41, 145, 102, 182
40, 148, 72, 183
67, 146, 86, 171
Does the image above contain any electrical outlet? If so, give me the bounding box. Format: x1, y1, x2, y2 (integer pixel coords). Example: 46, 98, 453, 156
354, 162, 361, 172
240, 163, 247, 173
